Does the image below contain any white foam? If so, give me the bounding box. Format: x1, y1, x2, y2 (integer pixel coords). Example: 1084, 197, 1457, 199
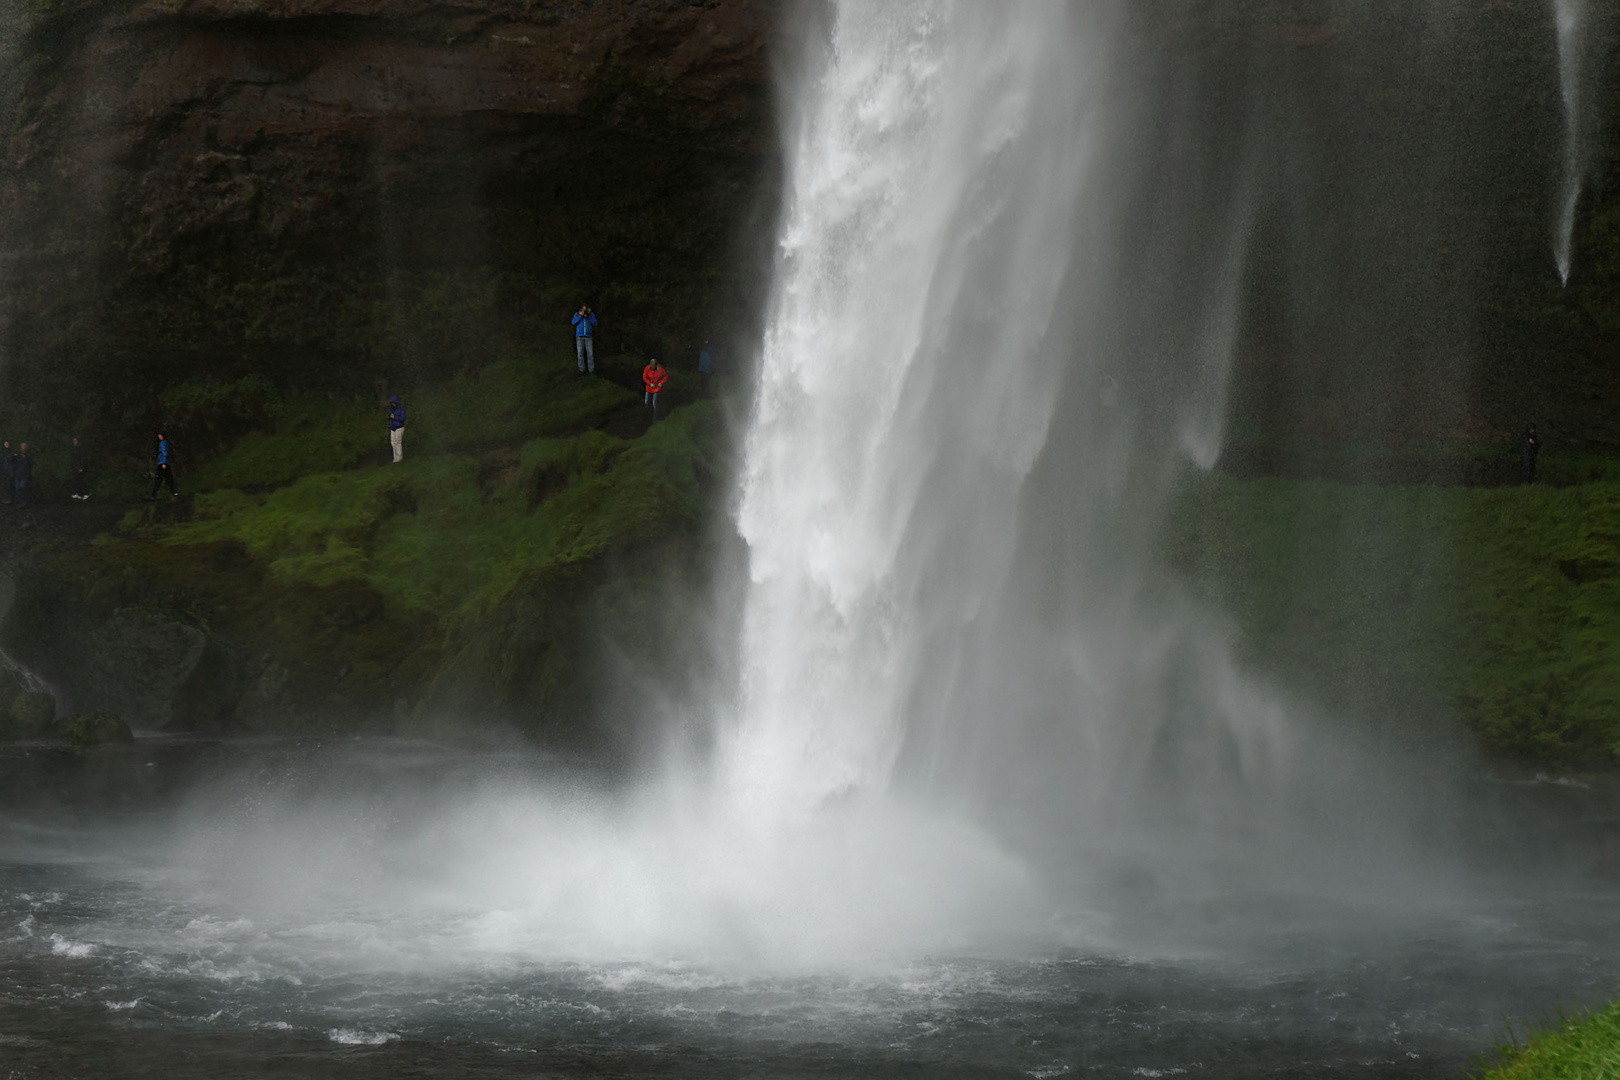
327, 1028, 400, 1045
48, 934, 96, 958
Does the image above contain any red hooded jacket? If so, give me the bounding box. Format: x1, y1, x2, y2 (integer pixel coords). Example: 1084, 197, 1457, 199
643, 363, 668, 394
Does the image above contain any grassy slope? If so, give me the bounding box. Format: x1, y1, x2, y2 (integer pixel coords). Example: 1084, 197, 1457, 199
182, 356, 638, 491
1170, 468, 1620, 763
65, 344, 722, 737
1479, 999, 1620, 1080
128, 415, 712, 628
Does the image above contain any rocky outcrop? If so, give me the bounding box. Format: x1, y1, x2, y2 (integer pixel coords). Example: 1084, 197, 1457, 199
0, 0, 780, 446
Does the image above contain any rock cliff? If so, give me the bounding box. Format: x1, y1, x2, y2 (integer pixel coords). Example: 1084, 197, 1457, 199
1, 0, 779, 441
0, 0, 778, 752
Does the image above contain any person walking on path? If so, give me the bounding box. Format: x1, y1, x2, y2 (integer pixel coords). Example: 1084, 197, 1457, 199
70, 437, 89, 500
388, 395, 406, 463
697, 339, 715, 395
572, 305, 598, 373
12, 444, 34, 508
642, 358, 668, 421
1521, 423, 1540, 484
149, 431, 178, 498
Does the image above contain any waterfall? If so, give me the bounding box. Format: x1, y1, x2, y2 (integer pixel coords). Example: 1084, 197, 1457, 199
725, 1, 1103, 820
1552, 0, 1589, 284
153, 2, 1506, 968
717, 0, 1469, 922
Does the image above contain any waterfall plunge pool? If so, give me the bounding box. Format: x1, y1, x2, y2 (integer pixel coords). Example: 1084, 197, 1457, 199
2, 737, 1616, 1080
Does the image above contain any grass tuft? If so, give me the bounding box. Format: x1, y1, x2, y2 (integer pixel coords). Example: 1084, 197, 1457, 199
1475, 998, 1620, 1080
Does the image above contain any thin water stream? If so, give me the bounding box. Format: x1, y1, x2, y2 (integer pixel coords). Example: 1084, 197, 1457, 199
1553, 0, 1589, 283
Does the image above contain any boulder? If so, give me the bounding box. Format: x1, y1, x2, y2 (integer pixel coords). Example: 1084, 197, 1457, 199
68, 711, 135, 748
10, 690, 56, 737
87, 611, 208, 729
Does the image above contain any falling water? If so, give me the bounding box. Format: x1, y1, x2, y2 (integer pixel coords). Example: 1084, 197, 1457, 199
724, 0, 1462, 923
727, 1, 1100, 821
1552, 0, 1589, 283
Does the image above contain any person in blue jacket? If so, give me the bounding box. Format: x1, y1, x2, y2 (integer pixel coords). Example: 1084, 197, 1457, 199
572, 305, 597, 373
388, 395, 406, 463
11, 443, 34, 508
697, 338, 715, 395
149, 431, 177, 498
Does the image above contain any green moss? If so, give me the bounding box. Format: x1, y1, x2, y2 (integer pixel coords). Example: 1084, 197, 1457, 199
72, 339, 721, 738
127, 402, 717, 630
1477, 997, 1620, 1080
1171, 474, 1620, 763
184, 397, 378, 491
183, 357, 638, 492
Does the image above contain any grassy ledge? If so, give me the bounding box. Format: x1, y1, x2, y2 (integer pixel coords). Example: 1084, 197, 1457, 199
1477, 999, 1620, 1080
1170, 471, 1620, 764
28, 344, 726, 739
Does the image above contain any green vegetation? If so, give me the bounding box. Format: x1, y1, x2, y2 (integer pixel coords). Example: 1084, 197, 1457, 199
1478, 998, 1620, 1080
180, 356, 637, 492
127, 408, 714, 629
1170, 469, 1620, 763
56, 344, 726, 740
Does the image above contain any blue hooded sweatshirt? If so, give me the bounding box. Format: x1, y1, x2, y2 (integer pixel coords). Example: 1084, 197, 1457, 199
155, 437, 170, 467
388, 396, 406, 431
572, 310, 597, 338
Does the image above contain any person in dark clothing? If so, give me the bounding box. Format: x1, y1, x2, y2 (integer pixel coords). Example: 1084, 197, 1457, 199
71, 437, 89, 500
150, 431, 178, 498
642, 358, 668, 421
697, 339, 715, 395
1521, 424, 1540, 484
387, 395, 406, 463
572, 305, 598, 373
1, 441, 13, 505
12, 443, 34, 508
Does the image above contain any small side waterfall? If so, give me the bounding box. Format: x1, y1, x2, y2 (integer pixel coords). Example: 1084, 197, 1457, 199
1552, 0, 1590, 284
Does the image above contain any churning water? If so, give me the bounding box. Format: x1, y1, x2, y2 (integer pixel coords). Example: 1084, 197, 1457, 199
3, 2, 1619, 1077
2, 738, 1617, 1079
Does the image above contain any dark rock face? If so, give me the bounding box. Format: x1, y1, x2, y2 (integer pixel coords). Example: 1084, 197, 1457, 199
84, 610, 209, 729
0, 0, 780, 442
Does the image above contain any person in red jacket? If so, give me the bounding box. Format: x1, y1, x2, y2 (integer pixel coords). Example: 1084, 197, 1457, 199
642, 358, 668, 421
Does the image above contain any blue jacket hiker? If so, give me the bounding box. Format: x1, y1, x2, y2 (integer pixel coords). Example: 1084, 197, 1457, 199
150, 431, 177, 499
572, 305, 597, 373
388, 395, 406, 463
697, 339, 715, 394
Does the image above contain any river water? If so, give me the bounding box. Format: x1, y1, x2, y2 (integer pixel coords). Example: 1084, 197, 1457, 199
2, 739, 1618, 1080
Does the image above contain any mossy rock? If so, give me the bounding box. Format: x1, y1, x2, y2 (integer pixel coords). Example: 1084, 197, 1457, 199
69, 711, 134, 748
0, 666, 24, 708
10, 690, 55, 737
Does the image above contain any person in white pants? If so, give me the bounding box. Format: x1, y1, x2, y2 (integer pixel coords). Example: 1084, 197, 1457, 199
387, 395, 406, 462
